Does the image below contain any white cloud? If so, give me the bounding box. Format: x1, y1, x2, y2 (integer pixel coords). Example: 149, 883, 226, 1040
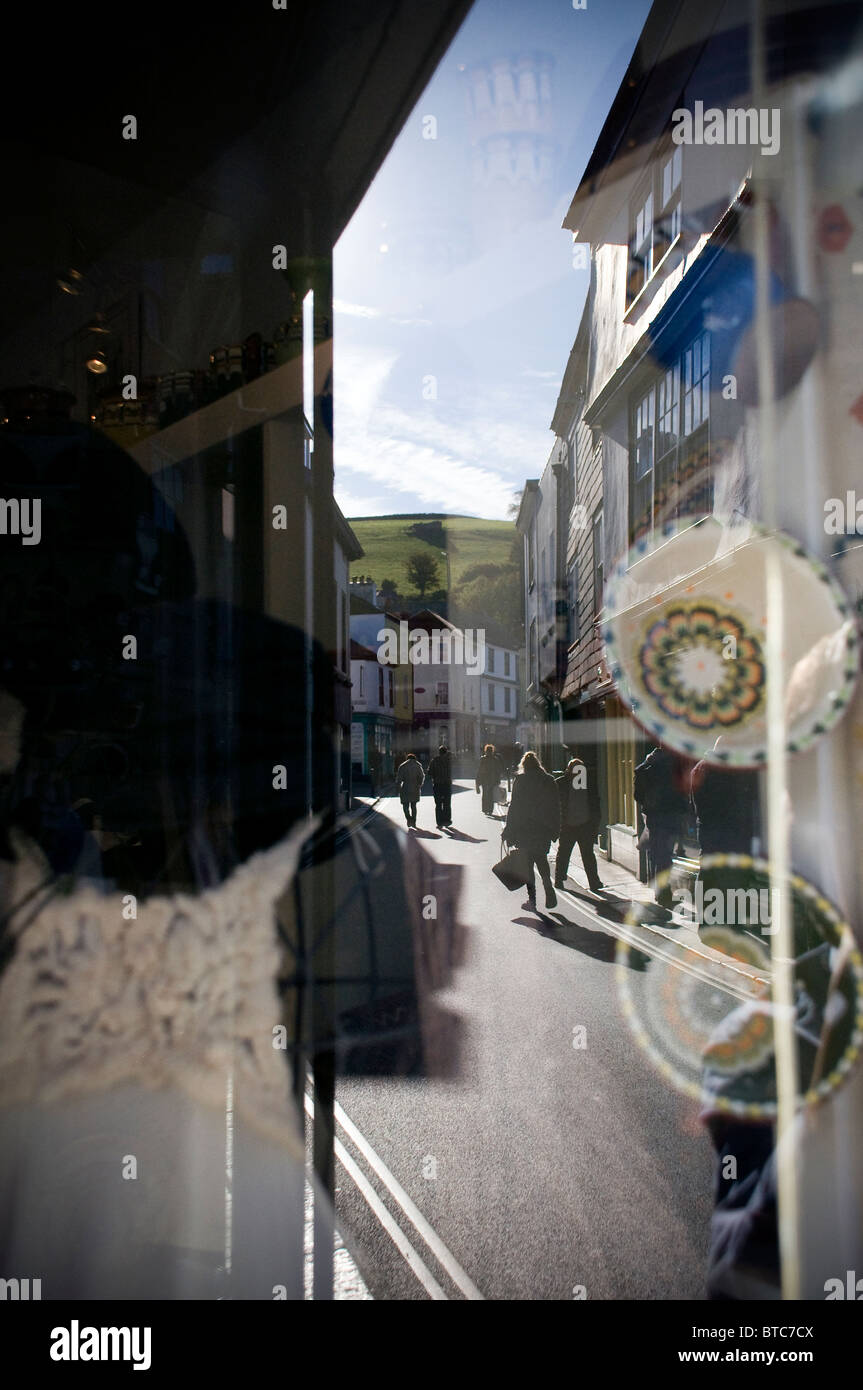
334, 488, 391, 517
333, 334, 554, 520
333, 299, 381, 318
337, 429, 515, 517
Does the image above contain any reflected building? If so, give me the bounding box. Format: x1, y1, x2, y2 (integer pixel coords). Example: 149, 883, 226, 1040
463, 52, 557, 250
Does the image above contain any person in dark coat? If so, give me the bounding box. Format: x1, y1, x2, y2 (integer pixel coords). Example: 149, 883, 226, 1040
476, 743, 504, 814
395, 752, 424, 828
368, 744, 382, 797
555, 756, 603, 893
504, 751, 560, 911
428, 743, 453, 828
690, 736, 760, 858
633, 744, 690, 908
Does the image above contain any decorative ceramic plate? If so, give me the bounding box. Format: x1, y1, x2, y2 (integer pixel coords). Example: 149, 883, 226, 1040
602, 517, 858, 767
615, 855, 863, 1118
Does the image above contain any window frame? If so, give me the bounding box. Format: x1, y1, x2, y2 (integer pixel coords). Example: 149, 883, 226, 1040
592, 508, 604, 620
654, 138, 682, 266
568, 557, 580, 645
567, 426, 577, 495
628, 328, 712, 545
627, 175, 654, 307
626, 138, 683, 310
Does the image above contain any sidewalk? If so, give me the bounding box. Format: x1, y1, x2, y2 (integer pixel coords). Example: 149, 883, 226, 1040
554, 818, 770, 1001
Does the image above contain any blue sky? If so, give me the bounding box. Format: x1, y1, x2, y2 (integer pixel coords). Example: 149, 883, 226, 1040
333, 0, 653, 520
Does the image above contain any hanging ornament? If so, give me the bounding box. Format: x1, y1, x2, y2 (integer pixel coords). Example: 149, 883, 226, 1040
602, 516, 858, 767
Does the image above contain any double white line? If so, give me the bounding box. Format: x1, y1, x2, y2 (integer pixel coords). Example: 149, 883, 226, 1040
304, 1090, 484, 1301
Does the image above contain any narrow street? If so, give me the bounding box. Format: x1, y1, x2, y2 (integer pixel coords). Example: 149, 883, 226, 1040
2, 0, 861, 1341
334, 779, 717, 1300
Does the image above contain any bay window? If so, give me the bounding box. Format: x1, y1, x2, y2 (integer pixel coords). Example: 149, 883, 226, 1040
629, 329, 711, 543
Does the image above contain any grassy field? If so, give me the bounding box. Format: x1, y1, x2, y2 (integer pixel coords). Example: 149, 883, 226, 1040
348, 514, 518, 594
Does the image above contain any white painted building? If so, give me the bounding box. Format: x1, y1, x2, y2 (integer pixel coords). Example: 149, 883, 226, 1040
408, 609, 481, 760
479, 641, 519, 748
516, 448, 568, 771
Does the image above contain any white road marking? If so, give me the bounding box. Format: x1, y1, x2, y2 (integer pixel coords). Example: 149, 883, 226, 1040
554, 885, 764, 1003
304, 1091, 446, 1300
334, 1098, 485, 1301
334, 1140, 448, 1301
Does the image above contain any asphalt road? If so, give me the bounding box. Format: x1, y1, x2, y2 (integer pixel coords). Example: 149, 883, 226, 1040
334, 779, 716, 1300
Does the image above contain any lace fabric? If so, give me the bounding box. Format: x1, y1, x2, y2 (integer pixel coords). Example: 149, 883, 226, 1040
0, 821, 315, 1160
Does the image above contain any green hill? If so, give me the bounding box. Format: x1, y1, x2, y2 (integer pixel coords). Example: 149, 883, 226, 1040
348, 514, 517, 594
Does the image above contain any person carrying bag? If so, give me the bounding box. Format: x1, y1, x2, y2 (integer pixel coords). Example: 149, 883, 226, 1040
503, 751, 559, 912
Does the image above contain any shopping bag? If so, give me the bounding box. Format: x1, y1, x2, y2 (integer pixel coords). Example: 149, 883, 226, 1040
492, 839, 530, 891
492, 784, 507, 805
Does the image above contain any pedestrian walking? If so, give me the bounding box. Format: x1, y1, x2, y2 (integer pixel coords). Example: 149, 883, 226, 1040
368, 744, 382, 796
476, 743, 504, 814
428, 742, 453, 828
633, 744, 689, 908
555, 756, 604, 892
395, 751, 424, 828
690, 736, 760, 858
504, 751, 560, 912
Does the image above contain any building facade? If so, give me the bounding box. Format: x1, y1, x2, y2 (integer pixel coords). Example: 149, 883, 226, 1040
548, 0, 863, 1293
554, 0, 802, 871
479, 641, 519, 753
349, 639, 396, 785
350, 602, 414, 776
516, 448, 569, 773
334, 507, 364, 809
551, 314, 622, 861
407, 610, 481, 762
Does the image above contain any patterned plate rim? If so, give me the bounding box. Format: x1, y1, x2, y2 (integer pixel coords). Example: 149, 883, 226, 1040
601, 517, 859, 768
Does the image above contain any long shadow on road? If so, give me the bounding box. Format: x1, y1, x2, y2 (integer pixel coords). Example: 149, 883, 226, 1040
509, 907, 648, 971
565, 886, 673, 931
